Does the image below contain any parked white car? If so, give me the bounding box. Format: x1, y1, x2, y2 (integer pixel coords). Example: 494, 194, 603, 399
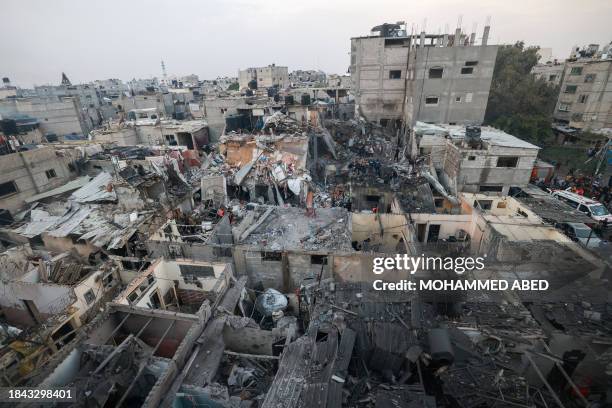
550, 189, 612, 223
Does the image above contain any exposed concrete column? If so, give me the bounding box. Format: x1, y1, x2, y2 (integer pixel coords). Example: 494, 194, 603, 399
420, 31, 425, 48
482, 25, 490, 46
469, 32, 476, 45
19, 152, 40, 194
454, 28, 461, 47
281, 252, 290, 292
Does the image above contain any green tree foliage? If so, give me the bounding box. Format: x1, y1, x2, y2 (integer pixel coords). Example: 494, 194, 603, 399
228, 82, 239, 91
484, 42, 559, 145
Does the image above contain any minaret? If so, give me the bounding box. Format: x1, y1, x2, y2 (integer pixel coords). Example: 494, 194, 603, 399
161, 60, 167, 84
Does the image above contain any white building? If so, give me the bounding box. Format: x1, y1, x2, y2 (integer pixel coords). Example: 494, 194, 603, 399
238, 64, 289, 90
417, 123, 540, 195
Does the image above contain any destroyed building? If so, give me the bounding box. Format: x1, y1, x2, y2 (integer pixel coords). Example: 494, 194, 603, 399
0, 95, 93, 138
91, 119, 209, 150
0, 243, 120, 386
2, 114, 612, 408
114, 258, 233, 314
416, 123, 540, 195
350, 22, 498, 126
25, 303, 209, 407
1, 18, 612, 408
239, 64, 289, 91
0, 248, 116, 328
0, 145, 83, 215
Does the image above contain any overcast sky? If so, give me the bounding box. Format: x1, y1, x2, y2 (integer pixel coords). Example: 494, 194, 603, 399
1, 0, 610, 87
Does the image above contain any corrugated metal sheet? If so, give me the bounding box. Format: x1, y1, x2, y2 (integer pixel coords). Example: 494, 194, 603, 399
11, 202, 142, 251
70, 172, 116, 203
25, 176, 92, 204
13, 210, 61, 238
47, 206, 93, 237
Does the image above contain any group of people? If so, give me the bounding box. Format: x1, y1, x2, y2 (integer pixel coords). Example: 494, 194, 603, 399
536, 172, 612, 209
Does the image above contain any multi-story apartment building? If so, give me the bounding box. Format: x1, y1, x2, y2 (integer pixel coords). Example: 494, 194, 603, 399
553, 43, 612, 131
350, 23, 498, 127
0, 145, 81, 214
93, 78, 130, 99
288, 69, 326, 87
238, 64, 289, 90
531, 61, 565, 87
0, 96, 92, 137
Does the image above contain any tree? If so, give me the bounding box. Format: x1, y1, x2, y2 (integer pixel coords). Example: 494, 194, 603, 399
484, 42, 559, 144
228, 82, 239, 91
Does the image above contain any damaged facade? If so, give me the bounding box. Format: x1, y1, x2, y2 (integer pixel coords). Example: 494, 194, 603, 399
350, 22, 498, 126
553, 42, 612, 132
416, 123, 540, 195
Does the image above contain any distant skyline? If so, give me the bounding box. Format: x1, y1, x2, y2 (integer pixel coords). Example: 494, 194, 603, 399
1, 0, 610, 87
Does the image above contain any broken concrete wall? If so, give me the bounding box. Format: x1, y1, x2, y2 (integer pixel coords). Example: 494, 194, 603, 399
0, 244, 34, 280
287, 253, 332, 288
232, 247, 333, 291
190, 127, 209, 150
410, 213, 475, 242
175, 288, 207, 305
135, 124, 165, 145
442, 141, 461, 176
351, 186, 395, 212
234, 247, 284, 290
203, 97, 246, 141
455, 144, 538, 194
142, 302, 212, 407
0, 280, 76, 327
221, 139, 256, 166
211, 216, 233, 246
72, 270, 109, 322
201, 175, 227, 206
115, 184, 146, 210
441, 141, 461, 194
0, 146, 81, 214
476, 222, 505, 258
145, 239, 221, 262
38, 347, 83, 387
222, 325, 280, 355
219, 135, 308, 171
351, 213, 411, 252
41, 234, 98, 259
92, 127, 139, 146
118, 268, 141, 285
155, 259, 230, 293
